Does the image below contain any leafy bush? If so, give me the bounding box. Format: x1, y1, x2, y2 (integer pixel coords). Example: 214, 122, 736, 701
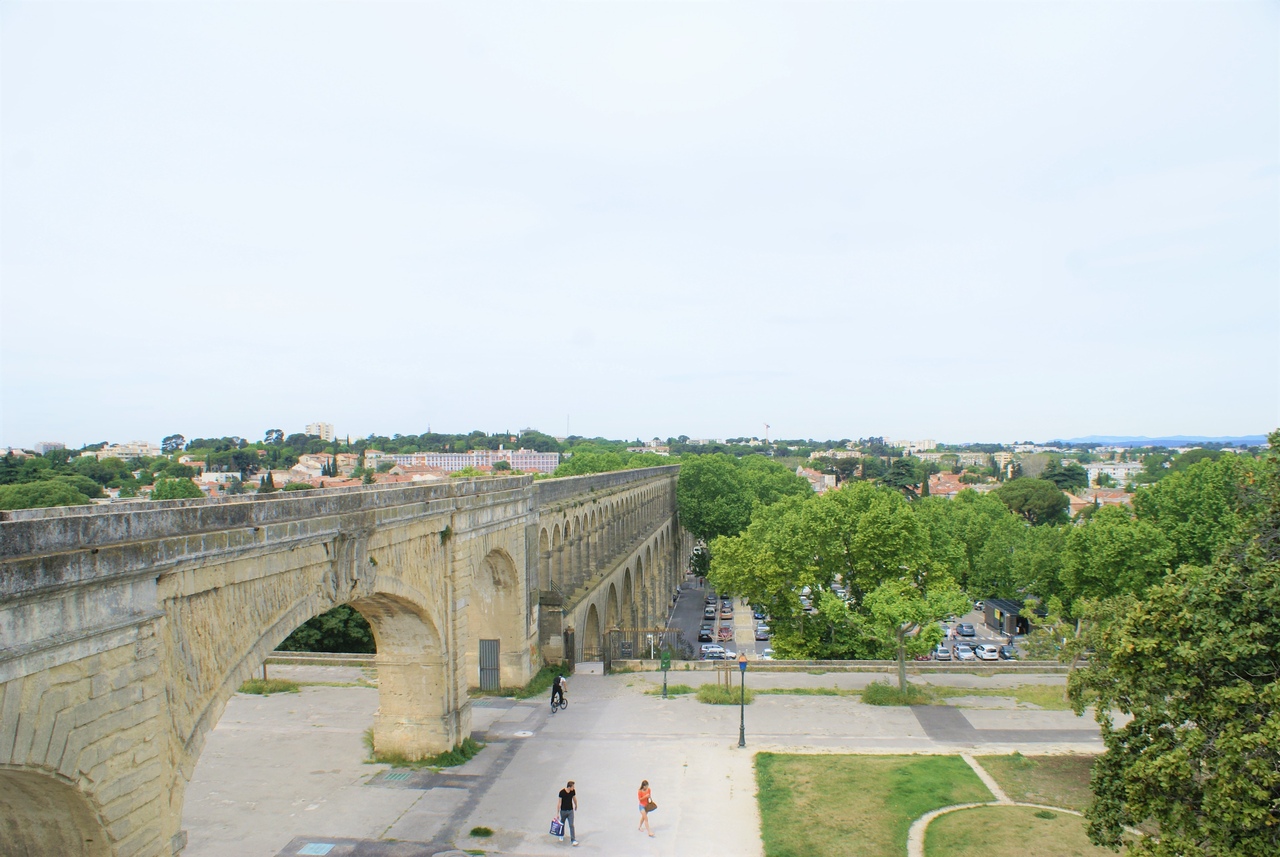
0, 480, 93, 510
469, 826, 494, 837
238, 678, 301, 695
151, 478, 204, 501
860, 680, 933, 706
696, 683, 755, 705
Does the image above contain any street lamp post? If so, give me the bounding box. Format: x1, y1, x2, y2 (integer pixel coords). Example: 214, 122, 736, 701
737, 652, 748, 748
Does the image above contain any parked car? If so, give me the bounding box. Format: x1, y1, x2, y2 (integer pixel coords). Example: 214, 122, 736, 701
956, 623, 976, 637
698, 626, 713, 642
700, 644, 725, 658
955, 644, 976, 661
704, 606, 717, 619
753, 609, 766, 620
720, 608, 734, 620
718, 626, 734, 641
976, 644, 1000, 661
974, 601, 985, 611
755, 624, 770, 640
999, 645, 1017, 660
761, 649, 774, 660
933, 644, 952, 661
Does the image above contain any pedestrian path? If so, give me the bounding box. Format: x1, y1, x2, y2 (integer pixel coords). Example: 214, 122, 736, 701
181, 667, 1104, 857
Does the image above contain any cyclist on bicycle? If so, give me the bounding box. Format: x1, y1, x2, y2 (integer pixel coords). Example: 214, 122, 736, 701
551, 674, 567, 709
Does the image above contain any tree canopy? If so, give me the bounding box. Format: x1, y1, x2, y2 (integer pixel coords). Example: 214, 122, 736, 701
993, 477, 1070, 525
0, 480, 94, 510
1067, 434, 1280, 856
675, 453, 810, 541
151, 478, 204, 501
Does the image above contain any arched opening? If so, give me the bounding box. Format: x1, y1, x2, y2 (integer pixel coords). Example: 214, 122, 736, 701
584, 603, 601, 661
0, 770, 111, 857
606, 582, 620, 629
539, 527, 551, 591
467, 549, 523, 688
622, 568, 635, 627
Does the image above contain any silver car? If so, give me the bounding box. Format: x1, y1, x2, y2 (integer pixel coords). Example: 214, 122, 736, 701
954, 644, 976, 661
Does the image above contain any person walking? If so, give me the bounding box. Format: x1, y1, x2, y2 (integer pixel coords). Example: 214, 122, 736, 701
637, 779, 655, 837
556, 780, 578, 846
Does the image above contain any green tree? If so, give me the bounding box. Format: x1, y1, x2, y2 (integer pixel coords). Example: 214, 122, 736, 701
161, 434, 186, 454
277, 605, 375, 653
676, 454, 756, 540
1132, 454, 1261, 569
151, 478, 204, 501
1067, 434, 1280, 854
864, 575, 970, 691
1059, 506, 1174, 607
492, 459, 512, 471
0, 480, 93, 510
993, 478, 1069, 526
880, 457, 921, 498
1041, 459, 1088, 491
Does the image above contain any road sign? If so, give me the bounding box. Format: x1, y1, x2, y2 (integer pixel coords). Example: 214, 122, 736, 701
660, 651, 671, 671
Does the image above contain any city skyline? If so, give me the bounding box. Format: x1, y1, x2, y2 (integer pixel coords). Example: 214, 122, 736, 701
2, 3, 1276, 448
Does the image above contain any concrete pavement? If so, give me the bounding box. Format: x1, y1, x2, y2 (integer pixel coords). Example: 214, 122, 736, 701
181, 665, 1103, 857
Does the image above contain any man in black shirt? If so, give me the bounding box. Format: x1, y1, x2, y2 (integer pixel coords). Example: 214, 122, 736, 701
556, 780, 578, 845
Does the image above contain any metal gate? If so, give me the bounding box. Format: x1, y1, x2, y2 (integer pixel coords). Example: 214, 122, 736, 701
479, 639, 500, 691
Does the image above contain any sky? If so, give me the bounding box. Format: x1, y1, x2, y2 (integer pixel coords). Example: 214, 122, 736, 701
2, 2, 1276, 449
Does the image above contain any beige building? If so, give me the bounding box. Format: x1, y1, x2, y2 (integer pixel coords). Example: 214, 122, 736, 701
305, 421, 336, 442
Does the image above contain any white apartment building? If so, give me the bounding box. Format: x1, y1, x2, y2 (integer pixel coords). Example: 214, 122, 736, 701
305, 422, 336, 442
386, 449, 561, 474
85, 441, 163, 460
910, 451, 991, 467
809, 449, 861, 460
889, 439, 936, 454
1086, 462, 1145, 486
34, 441, 65, 455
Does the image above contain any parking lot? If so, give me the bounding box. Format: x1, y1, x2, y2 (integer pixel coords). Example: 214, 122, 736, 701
668, 580, 773, 661
670, 583, 1020, 664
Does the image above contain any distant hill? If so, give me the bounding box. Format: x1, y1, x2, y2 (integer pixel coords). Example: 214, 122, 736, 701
1056, 434, 1268, 448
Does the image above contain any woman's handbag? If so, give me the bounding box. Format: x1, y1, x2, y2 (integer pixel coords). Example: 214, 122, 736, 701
550, 817, 565, 836
645, 799, 658, 813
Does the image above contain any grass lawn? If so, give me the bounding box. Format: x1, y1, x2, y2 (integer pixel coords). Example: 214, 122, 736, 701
756, 754, 992, 857
977, 754, 1097, 812
928, 685, 1076, 710
925, 805, 1114, 857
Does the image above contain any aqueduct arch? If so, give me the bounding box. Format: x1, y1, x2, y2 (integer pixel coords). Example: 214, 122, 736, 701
1, 466, 682, 856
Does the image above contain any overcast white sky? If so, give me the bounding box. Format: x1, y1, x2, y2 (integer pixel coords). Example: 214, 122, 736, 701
2, 2, 1276, 449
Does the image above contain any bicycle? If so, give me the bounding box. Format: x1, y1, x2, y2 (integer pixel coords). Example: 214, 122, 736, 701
551, 694, 568, 714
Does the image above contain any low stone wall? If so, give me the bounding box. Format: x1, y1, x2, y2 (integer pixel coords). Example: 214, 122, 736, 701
610, 659, 1071, 674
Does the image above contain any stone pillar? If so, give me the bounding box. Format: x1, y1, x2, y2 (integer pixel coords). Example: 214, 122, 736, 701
374, 653, 468, 758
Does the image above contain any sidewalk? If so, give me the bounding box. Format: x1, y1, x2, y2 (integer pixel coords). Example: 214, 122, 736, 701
181, 666, 1102, 857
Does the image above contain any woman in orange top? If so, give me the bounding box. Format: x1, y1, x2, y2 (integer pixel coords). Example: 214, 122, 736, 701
637, 780, 655, 837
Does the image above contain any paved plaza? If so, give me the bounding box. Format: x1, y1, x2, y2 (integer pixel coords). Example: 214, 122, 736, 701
181, 665, 1103, 857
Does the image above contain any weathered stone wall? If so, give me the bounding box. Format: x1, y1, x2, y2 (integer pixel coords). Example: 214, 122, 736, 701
0, 468, 681, 856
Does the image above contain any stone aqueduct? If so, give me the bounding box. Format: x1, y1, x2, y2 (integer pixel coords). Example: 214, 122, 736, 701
0, 466, 687, 857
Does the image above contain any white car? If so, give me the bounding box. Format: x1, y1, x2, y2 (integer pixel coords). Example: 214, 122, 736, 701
976, 644, 1000, 661
954, 644, 976, 661
761, 648, 774, 660
700, 644, 725, 657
